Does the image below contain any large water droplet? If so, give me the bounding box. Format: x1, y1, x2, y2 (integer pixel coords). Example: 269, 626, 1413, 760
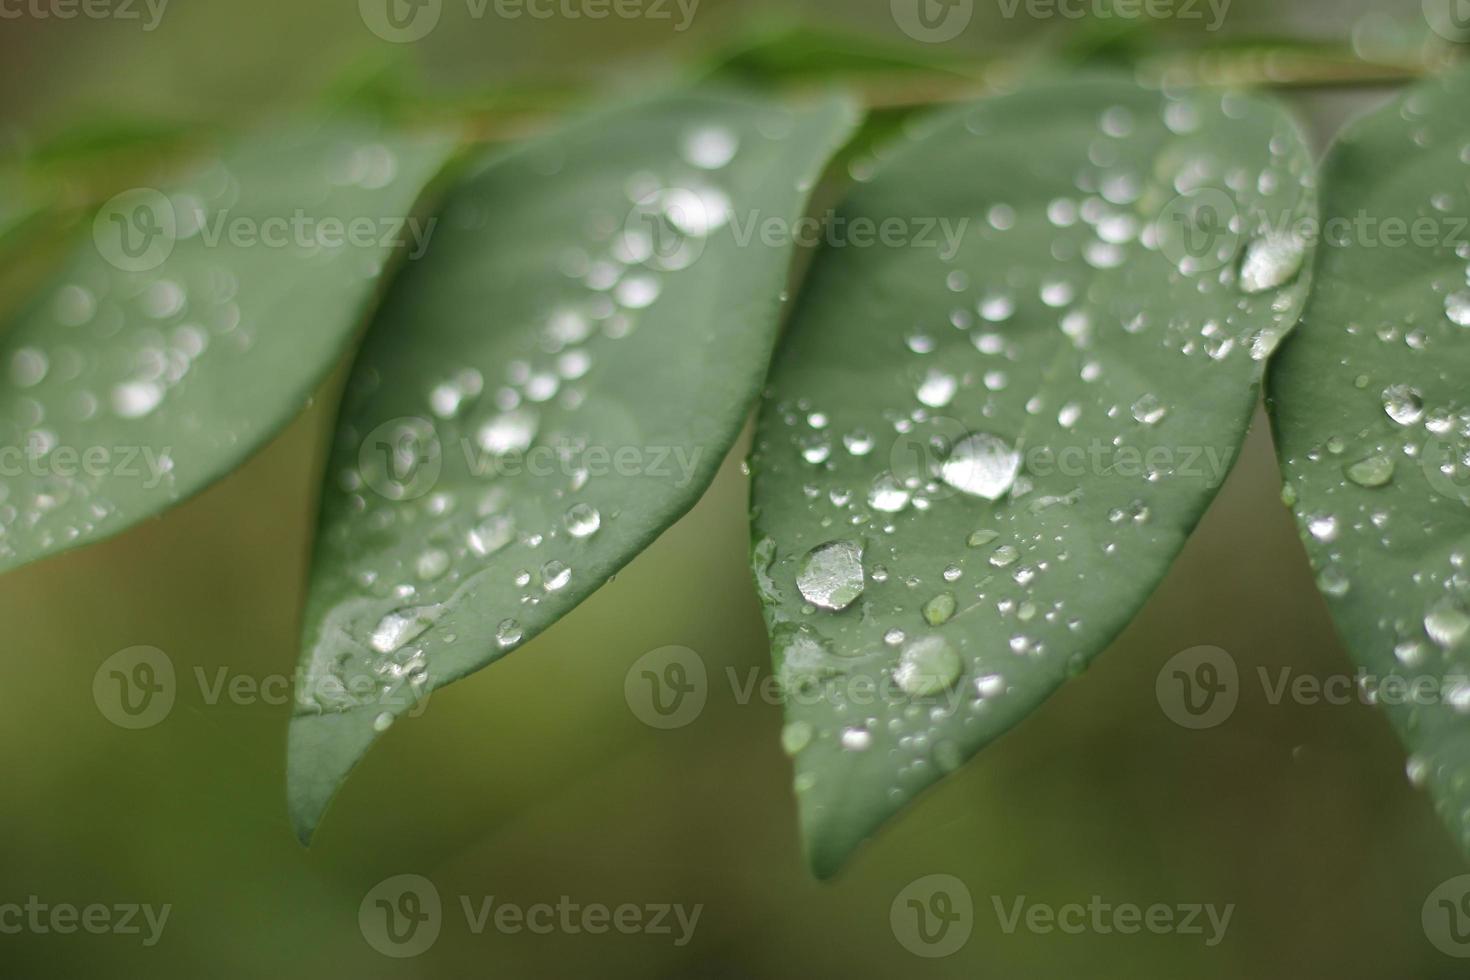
894, 635, 961, 697
564, 502, 601, 538
940, 433, 1021, 501
1382, 384, 1424, 426
796, 539, 865, 611
1345, 455, 1395, 488
1446, 290, 1470, 328
1239, 231, 1306, 293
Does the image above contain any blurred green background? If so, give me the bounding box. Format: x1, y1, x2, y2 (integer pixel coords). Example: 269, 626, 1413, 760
1, 0, 1467, 976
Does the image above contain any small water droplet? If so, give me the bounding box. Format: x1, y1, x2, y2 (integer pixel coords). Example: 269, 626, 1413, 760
1426, 598, 1470, 649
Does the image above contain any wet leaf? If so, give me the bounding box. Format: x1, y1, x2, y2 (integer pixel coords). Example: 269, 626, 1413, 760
1269, 65, 1470, 857
0, 120, 458, 572
750, 74, 1316, 876
287, 89, 859, 842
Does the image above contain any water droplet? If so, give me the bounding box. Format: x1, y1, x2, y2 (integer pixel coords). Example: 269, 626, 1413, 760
541, 559, 571, 592
468, 514, 515, 556
564, 502, 601, 538
867, 473, 911, 513
496, 618, 523, 648
370, 608, 434, 654
796, 539, 865, 612
1426, 598, 1470, 649
1306, 514, 1338, 542
1446, 291, 1470, 328
682, 125, 739, 170
373, 712, 395, 732
894, 635, 962, 697
112, 380, 164, 419
781, 720, 813, 755
840, 726, 873, 751
1382, 384, 1424, 426
989, 544, 1020, 568
477, 408, 538, 454
1345, 455, 1395, 488
940, 433, 1021, 501
923, 592, 957, 625
1131, 394, 1167, 426
967, 529, 999, 548
916, 370, 957, 408
415, 548, 450, 580
1239, 231, 1305, 293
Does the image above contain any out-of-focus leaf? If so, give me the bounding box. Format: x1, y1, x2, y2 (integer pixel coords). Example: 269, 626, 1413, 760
0, 120, 458, 571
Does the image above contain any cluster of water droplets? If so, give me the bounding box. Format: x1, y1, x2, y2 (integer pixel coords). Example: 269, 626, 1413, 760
1276, 80, 1470, 825
303, 116, 774, 715
752, 91, 1313, 807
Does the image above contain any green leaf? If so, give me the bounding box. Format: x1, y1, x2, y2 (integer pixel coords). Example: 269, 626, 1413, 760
287, 89, 859, 842
0, 120, 458, 572
749, 74, 1317, 876
1269, 65, 1470, 856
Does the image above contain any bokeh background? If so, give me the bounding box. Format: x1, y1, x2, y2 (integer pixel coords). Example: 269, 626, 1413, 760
1, 0, 1466, 976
